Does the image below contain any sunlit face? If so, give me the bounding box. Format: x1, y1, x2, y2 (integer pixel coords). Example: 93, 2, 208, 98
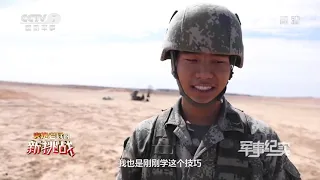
176, 52, 231, 103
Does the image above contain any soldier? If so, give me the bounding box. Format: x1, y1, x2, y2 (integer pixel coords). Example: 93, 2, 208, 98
117, 3, 301, 180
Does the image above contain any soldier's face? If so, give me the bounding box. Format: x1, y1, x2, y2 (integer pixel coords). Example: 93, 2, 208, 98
177, 52, 230, 104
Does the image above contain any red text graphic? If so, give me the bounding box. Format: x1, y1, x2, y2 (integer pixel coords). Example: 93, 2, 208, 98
33, 132, 69, 139
27, 140, 75, 157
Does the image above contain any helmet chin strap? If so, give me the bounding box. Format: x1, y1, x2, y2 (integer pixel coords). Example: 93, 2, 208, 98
170, 51, 232, 107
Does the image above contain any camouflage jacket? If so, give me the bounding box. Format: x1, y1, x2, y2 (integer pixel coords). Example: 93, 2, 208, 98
116, 97, 301, 180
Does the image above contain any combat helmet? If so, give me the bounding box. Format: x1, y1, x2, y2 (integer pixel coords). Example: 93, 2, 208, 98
160, 3, 244, 106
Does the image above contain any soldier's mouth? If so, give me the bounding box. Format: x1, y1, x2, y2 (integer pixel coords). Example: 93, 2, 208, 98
192, 85, 215, 92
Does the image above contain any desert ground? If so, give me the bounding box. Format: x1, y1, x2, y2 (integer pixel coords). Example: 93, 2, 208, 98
0, 81, 319, 180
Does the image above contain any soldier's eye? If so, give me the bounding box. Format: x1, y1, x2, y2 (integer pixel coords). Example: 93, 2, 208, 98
185, 59, 198, 62
211, 59, 226, 64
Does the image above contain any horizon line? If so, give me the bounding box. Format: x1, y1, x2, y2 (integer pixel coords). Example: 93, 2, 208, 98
0, 80, 318, 99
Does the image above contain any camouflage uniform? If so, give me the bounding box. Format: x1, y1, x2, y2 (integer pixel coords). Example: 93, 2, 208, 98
116, 3, 301, 180
116, 97, 301, 180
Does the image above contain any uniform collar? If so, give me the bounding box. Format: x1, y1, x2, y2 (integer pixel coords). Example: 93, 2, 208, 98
165, 96, 245, 133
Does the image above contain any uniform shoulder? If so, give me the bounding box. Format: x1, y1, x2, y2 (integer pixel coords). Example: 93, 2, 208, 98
230, 104, 278, 140
229, 105, 276, 138
227, 100, 276, 139
133, 114, 158, 136
121, 114, 159, 158
132, 109, 171, 139
243, 112, 279, 141
122, 110, 170, 157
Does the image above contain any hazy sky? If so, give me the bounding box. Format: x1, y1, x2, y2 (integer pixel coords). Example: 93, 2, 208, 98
0, 0, 319, 97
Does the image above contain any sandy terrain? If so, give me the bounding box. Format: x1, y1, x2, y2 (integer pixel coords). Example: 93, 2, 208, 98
0, 81, 319, 180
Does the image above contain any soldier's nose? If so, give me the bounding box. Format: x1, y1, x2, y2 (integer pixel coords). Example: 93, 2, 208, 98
195, 65, 213, 79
